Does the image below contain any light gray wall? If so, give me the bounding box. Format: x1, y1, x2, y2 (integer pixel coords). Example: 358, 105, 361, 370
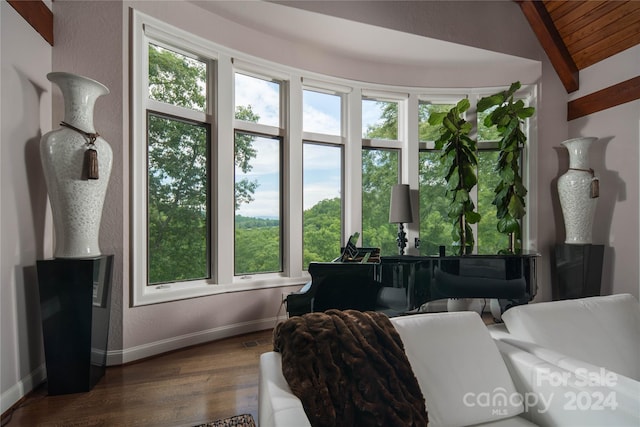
1, 1, 52, 412
566, 46, 640, 297
51, 0, 126, 369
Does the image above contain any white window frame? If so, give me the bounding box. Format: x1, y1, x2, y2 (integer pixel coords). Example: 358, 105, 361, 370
131, 10, 538, 306
301, 83, 348, 264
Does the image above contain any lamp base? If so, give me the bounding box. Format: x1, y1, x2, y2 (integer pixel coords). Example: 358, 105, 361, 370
396, 223, 407, 255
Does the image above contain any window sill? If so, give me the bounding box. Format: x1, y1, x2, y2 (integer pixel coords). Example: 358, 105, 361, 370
133, 273, 310, 306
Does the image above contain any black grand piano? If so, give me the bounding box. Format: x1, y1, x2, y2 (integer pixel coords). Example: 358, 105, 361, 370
286, 238, 538, 317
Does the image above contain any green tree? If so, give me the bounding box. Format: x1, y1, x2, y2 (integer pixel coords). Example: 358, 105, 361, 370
362, 149, 399, 255
148, 116, 208, 283
418, 103, 455, 255
362, 102, 400, 255
234, 107, 260, 209
303, 198, 342, 266
147, 45, 259, 283
364, 101, 398, 140
234, 216, 282, 274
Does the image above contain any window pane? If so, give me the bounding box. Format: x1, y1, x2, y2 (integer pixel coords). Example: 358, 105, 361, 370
148, 44, 206, 112
478, 105, 501, 142
147, 114, 209, 284
303, 89, 341, 135
419, 103, 454, 142
418, 151, 451, 256
234, 73, 280, 127
303, 143, 342, 266
477, 150, 507, 253
362, 148, 399, 255
362, 99, 398, 140
234, 133, 281, 274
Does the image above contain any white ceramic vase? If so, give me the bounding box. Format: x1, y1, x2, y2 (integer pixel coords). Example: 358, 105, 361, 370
557, 137, 598, 244
40, 72, 112, 258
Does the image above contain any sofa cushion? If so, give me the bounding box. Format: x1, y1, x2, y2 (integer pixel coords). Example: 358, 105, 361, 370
259, 352, 312, 427
391, 312, 524, 427
501, 294, 640, 380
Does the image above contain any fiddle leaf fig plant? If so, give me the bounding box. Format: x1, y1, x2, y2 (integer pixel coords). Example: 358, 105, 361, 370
428, 98, 480, 255
477, 81, 534, 253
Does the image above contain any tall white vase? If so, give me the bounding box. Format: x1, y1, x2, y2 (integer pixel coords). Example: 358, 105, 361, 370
40, 72, 112, 258
557, 137, 599, 244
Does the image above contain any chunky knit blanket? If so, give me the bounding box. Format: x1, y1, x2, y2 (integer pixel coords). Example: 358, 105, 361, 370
273, 309, 428, 427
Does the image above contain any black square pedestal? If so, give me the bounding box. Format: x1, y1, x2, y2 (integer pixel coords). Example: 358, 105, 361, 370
37, 255, 113, 395
552, 244, 603, 301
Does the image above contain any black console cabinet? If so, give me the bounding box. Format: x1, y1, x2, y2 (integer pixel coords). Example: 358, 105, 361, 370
37, 255, 113, 395
552, 244, 604, 300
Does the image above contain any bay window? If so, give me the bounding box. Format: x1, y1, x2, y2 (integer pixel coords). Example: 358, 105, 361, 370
132, 11, 536, 305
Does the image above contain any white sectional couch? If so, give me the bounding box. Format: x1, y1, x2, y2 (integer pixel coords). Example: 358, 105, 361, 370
498, 293, 640, 380
490, 293, 640, 426
259, 311, 631, 427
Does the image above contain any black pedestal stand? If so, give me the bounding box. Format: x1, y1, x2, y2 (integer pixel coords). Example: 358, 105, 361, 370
552, 244, 603, 300
36, 255, 113, 395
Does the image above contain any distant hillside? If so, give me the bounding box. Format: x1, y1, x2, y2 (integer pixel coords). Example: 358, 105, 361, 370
235, 215, 279, 229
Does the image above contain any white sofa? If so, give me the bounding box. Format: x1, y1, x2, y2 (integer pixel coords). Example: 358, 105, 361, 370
259, 311, 629, 427
490, 293, 640, 426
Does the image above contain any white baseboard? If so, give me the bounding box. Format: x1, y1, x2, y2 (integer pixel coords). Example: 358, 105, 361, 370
0, 364, 47, 415
107, 315, 286, 365
2, 316, 284, 415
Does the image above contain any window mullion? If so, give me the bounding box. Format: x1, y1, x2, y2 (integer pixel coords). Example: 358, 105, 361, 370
404, 95, 420, 254
215, 54, 235, 284
287, 77, 303, 275
344, 89, 363, 243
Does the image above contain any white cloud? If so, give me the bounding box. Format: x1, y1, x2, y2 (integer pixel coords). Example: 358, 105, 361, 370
303, 182, 340, 210
236, 189, 280, 218
303, 143, 341, 171
303, 104, 340, 135
235, 73, 280, 127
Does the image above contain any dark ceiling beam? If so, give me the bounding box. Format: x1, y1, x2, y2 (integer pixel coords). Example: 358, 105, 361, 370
516, 0, 579, 93
568, 76, 640, 121
7, 0, 53, 46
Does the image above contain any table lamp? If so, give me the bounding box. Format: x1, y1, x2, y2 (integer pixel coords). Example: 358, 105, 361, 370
389, 184, 413, 255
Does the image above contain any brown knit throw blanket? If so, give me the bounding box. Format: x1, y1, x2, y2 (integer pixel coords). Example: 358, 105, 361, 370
273, 309, 428, 427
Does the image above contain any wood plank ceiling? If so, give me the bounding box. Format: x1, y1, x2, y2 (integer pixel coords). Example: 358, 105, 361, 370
518, 0, 640, 120
543, 0, 640, 71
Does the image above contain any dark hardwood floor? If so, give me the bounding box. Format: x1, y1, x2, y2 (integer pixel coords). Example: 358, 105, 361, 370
1, 329, 274, 427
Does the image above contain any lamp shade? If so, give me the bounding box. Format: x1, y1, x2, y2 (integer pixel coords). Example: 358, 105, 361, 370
389, 184, 413, 224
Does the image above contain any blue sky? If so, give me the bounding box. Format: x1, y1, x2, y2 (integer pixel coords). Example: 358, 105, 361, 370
235, 76, 357, 218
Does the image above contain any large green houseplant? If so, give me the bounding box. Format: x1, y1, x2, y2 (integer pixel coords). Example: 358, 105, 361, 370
477, 82, 535, 253
428, 98, 481, 255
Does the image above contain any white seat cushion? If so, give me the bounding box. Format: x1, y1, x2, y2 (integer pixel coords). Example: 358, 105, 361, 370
259, 352, 311, 427
391, 312, 524, 427
501, 294, 640, 380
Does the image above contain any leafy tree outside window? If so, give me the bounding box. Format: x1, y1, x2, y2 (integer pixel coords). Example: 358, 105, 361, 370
147, 44, 209, 284
234, 72, 283, 275
362, 99, 400, 255
418, 103, 454, 255
301, 89, 344, 265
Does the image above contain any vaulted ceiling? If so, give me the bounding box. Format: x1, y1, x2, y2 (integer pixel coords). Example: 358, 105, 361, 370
518, 0, 640, 93
545, 0, 640, 70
